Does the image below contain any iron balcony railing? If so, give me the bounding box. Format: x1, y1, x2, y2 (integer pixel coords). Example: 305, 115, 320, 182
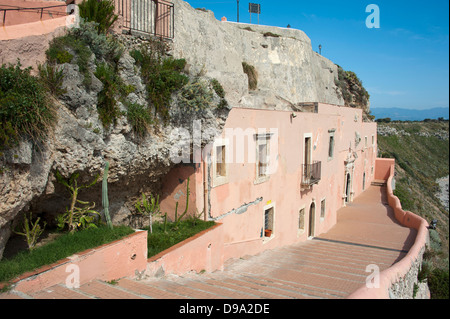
114, 0, 174, 39
301, 161, 322, 187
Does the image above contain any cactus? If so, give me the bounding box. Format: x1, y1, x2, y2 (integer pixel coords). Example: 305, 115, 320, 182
14, 213, 46, 251
102, 161, 113, 229
135, 193, 160, 233
55, 169, 100, 232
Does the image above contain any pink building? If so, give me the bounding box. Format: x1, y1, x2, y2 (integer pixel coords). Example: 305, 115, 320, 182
160, 102, 378, 263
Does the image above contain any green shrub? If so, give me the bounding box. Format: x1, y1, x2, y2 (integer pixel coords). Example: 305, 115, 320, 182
127, 102, 153, 137
0, 62, 56, 150
94, 62, 124, 127
78, 0, 118, 34
132, 45, 188, 121
177, 79, 214, 113
428, 268, 449, 299
38, 63, 67, 97
211, 78, 225, 98
69, 21, 123, 64
45, 45, 73, 64
46, 21, 123, 90
46, 32, 93, 88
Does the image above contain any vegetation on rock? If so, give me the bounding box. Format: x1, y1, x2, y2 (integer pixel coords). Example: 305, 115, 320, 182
335, 65, 371, 119
0, 62, 56, 150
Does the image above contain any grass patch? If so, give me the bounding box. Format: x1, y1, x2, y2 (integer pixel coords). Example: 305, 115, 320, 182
0, 225, 134, 284
146, 219, 216, 258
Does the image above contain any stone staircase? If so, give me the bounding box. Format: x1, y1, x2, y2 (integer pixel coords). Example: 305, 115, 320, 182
2, 238, 406, 299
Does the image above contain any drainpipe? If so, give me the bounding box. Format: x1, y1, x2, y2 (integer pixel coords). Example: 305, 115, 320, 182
203, 155, 208, 221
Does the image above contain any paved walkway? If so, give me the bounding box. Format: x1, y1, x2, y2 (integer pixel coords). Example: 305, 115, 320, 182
0, 185, 416, 299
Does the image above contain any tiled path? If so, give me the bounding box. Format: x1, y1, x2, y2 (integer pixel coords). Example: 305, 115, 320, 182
0, 185, 416, 299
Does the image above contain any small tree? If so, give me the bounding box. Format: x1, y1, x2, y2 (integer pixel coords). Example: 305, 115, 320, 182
135, 193, 160, 233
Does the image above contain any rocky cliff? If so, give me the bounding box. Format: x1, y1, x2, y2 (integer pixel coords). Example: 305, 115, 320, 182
171, 0, 344, 110
0, 0, 369, 259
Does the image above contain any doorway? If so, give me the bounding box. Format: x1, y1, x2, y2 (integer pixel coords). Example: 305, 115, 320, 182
345, 173, 351, 203
308, 202, 315, 238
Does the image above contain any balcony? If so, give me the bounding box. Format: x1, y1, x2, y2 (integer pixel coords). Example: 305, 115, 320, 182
301, 161, 322, 187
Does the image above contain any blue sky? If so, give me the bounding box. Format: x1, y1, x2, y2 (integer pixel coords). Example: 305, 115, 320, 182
184, 0, 449, 111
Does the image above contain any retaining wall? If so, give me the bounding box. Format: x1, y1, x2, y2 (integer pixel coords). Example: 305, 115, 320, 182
146, 223, 224, 277
348, 159, 430, 299
5, 230, 148, 295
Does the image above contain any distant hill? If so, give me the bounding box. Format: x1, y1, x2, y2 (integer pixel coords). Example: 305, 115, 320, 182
371, 107, 449, 121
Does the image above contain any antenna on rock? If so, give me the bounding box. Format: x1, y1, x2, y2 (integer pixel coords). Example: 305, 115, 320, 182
237, 0, 240, 22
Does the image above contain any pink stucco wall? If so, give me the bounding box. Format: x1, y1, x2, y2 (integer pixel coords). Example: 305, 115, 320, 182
159, 164, 200, 222
146, 223, 224, 276
160, 103, 379, 264
11, 230, 148, 294
0, 1, 67, 27
374, 158, 395, 181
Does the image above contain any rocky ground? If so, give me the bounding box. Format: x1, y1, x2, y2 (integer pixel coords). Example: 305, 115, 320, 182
436, 176, 449, 212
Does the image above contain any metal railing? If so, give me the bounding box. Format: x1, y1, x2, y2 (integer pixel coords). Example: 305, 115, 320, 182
114, 0, 174, 39
301, 161, 322, 187
1, 4, 68, 27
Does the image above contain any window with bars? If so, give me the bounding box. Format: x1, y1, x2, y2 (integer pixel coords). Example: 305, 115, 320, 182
255, 134, 271, 184
212, 139, 229, 187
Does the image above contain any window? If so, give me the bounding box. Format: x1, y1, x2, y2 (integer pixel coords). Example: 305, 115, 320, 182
263, 203, 275, 240
365, 136, 368, 148
298, 207, 305, 234
372, 135, 375, 146
216, 145, 226, 177
212, 139, 229, 187
255, 134, 271, 184
320, 199, 326, 219
328, 129, 336, 160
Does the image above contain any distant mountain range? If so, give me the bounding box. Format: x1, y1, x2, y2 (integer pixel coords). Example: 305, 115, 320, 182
370, 107, 449, 121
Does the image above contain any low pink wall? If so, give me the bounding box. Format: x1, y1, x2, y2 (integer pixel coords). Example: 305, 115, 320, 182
374, 158, 395, 181
10, 230, 148, 295
0, 1, 67, 27
348, 162, 429, 299
0, 15, 70, 41
146, 223, 224, 276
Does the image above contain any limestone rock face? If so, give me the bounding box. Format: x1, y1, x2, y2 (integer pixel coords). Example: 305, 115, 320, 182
171, 0, 344, 109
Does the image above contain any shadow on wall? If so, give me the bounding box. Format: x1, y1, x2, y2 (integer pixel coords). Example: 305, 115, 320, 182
159, 163, 200, 222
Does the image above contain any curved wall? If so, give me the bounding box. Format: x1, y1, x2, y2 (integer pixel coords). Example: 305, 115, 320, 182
348, 159, 430, 299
